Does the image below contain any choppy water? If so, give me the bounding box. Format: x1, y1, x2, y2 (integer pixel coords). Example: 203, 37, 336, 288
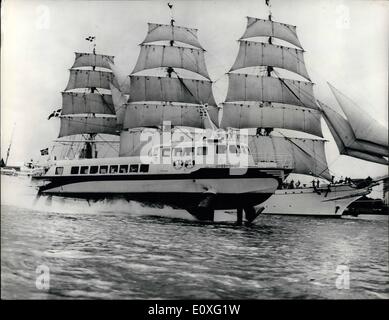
1, 176, 388, 299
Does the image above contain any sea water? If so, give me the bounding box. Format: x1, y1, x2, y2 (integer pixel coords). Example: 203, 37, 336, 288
1, 175, 388, 299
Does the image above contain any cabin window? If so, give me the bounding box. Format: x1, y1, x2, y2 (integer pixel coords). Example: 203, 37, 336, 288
173, 148, 182, 156
110, 165, 118, 174
140, 164, 149, 173
229, 145, 238, 154
55, 167, 64, 175
197, 146, 207, 155
184, 147, 194, 156
119, 165, 128, 173
80, 166, 89, 174
90, 166, 98, 174
216, 145, 227, 154
129, 164, 138, 173
99, 165, 108, 174
71, 166, 79, 175
162, 147, 171, 157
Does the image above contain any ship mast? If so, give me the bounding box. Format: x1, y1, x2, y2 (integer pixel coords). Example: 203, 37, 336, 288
118, 2, 218, 146
50, 36, 119, 160
218, 0, 333, 179
5, 123, 16, 166
266, 0, 273, 77
85, 38, 97, 159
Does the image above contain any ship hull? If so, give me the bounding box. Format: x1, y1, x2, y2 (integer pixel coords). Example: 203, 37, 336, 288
37, 168, 290, 211
261, 184, 371, 217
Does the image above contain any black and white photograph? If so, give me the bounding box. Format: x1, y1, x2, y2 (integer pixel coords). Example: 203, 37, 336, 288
1, 0, 388, 306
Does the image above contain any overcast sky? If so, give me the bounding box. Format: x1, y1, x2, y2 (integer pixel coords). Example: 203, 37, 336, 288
1, 0, 388, 180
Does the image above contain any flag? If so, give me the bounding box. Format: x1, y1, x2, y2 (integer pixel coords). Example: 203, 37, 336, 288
265, 0, 270, 6
85, 36, 96, 42
40, 148, 49, 156
47, 108, 62, 120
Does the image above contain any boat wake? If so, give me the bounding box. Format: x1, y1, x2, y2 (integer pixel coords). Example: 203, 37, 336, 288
1, 175, 235, 222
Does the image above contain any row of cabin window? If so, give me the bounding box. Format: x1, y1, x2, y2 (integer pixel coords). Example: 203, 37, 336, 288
158, 145, 248, 157
54, 164, 149, 176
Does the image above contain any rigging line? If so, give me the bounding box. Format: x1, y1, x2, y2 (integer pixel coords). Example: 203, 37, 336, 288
96, 134, 119, 154
264, 70, 323, 124
174, 126, 196, 142
315, 101, 353, 177
60, 116, 119, 131
173, 69, 203, 105
272, 69, 308, 107
275, 130, 335, 178
94, 87, 116, 114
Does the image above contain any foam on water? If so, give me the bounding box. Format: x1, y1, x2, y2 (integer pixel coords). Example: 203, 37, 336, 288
1, 175, 234, 222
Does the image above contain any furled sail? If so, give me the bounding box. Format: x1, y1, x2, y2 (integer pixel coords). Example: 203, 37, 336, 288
65, 69, 114, 91
142, 23, 203, 49
131, 44, 210, 79
123, 103, 218, 129
319, 100, 388, 165
61, 92, 115, 115
221, 103, 323, 137
230, 41, 310, 81
328, 83, 388, 149
248, 135, 331, 180
58, 117, 118, 138
72, 52, 114, 70
241, 17, 302, 49
225, 73, 317, 109
127, 75, 216, 105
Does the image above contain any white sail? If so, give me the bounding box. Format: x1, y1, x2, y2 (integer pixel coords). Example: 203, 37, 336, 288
61, 92, 115, 115
131, 44, 210, 79
58, 116, 118, 138
328, 83, 388, 149
122, 103, 219, 129
241, 17, 302, 49
72, 52, 114, 70
119, 129, 161, 157
319, 100, 388, 165
248, 135, 331, 180
142, 23, 203, 49
344, 149, 388, 166
230, 40, 310, 80
221, 103, 323, 137
109, 83, 128, 129
225, 73, 317, 109
127, 75, 216, 105
65, 69, 114, 91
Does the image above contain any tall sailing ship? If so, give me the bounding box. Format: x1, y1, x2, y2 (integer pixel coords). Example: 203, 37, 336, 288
35, 1, 387, 221
35, 11, 293, 224
214, 2, 387, 217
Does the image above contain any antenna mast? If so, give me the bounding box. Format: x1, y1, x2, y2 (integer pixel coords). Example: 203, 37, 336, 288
5, 123, 16, 166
